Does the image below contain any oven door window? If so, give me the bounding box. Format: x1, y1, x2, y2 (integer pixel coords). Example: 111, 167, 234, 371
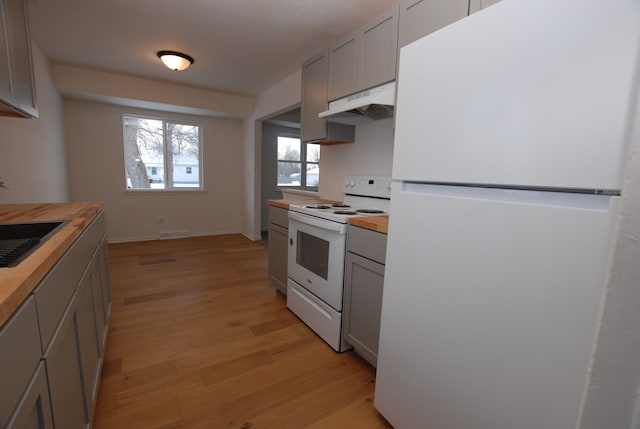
296, 231, 329, 280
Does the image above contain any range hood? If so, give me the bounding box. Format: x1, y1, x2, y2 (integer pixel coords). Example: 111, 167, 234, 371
319, 81, 395, 122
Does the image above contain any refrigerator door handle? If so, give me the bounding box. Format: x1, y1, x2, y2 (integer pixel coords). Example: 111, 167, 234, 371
400, 182, 613, 211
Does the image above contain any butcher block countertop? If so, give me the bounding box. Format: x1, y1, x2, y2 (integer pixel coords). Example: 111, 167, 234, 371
349, 215, 389, 234
0, 202, 103, 327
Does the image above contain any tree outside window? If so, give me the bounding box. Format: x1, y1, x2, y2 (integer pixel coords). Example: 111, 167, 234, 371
123, 115, 202, 190
277, 136, 319, 188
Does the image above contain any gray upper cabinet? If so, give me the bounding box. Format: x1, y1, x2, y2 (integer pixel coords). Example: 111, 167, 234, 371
328, 5, 399, 101
0, 0, 38, 118
327, 33, 358, 101
468, 0, 501, 14
301, 50, 354, 144
399, 0, 470, 48
358, 7, 399, 93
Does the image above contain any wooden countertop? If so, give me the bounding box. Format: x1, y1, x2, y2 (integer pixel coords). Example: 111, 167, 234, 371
349, 215, 389, 234
0, 202, 103, 327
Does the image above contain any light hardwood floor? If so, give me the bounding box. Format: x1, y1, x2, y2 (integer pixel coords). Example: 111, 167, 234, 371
93, 234, 393, 429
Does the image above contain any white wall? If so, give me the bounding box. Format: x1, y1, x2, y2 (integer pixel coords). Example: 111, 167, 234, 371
64, 99, 244, 242
318, 117, 395, 200
242, 70, 302, 240
0, 44, 68, 203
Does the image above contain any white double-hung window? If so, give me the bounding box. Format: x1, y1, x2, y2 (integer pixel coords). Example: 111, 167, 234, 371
277, 135, 320, 189
123, 115, 202, 190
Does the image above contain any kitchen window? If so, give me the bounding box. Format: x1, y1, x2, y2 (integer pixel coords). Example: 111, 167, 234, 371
277, 135, 320, 189
123, 115, 202, 190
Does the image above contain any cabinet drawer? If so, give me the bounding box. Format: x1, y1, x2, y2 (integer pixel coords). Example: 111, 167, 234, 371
5, 361, 53, 429
347, 225, 387, 265
0, 296, 42, 427
268, 205, 289, 229
34, 211, 105, 351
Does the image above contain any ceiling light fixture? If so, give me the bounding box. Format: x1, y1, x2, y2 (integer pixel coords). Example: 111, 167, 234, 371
157, 50, 194, 71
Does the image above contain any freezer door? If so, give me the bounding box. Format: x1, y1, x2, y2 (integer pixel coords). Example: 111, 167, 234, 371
392, 0, 639, 191
375, 183, 619, 429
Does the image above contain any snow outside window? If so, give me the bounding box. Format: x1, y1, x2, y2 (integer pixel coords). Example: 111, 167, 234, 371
123, 115, 202, 190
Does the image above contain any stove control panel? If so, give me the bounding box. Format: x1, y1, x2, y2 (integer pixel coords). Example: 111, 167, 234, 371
343, 176, 392, 199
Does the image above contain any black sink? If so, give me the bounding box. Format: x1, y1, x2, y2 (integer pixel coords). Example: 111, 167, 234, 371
0, 221, 68, 267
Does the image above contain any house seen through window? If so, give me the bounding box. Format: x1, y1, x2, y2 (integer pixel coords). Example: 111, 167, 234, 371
277, 136, 320, 188
123, 115, 202, 190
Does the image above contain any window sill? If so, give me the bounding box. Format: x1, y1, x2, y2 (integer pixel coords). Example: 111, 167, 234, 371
123, 188, 206, 194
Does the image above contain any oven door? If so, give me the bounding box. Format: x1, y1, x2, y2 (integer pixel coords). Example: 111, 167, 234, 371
287, 211, 347, 311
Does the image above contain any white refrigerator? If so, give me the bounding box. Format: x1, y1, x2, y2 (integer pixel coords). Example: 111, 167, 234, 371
374, 1, 640, 428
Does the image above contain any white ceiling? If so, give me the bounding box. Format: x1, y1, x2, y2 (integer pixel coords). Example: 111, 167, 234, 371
27, 0, 400, 97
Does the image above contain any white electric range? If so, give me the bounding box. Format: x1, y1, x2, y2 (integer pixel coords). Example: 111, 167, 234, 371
286, 176, 391, 351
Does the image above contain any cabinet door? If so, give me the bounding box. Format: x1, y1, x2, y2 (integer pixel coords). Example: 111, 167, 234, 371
358, 6, 399, 92
327, 32, 358, 101
0, 297, 42, 427
342, 252, 385, 367
268, 222, 288, 295
301, 51, 329, 142
99, 240, 112, 322
90, 244, 110, 350
45, 296, 88, 429
399, 0, 470, 48
6, 362, 54, 429
90, 256, 106, 351
1, 0, 37, 117
469, 0, 501, 14
76, 271, 102, 423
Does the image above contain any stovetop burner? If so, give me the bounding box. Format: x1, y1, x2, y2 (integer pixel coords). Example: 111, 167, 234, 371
356, 209, 385, 214
288, 175, 391, 224
305, 204, 332, 209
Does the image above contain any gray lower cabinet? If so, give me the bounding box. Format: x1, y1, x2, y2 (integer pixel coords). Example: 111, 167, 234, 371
41, 216, 110, 429
6, 362, 53, 429
268, 205, 289, 295
343, 225, 387, 367
45, 250, 105, 428
45, 291, 90, 429
0, 210, 111, 429
0, 296, 52, 429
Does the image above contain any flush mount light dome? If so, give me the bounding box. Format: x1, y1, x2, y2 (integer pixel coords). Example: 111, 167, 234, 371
157, 50, 194, 71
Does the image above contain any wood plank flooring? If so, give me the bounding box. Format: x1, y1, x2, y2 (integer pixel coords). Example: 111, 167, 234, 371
93, 234, 393, 429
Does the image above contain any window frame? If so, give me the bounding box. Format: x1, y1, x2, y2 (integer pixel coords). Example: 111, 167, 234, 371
276, 133, 319, 191
122, 114, 204, 192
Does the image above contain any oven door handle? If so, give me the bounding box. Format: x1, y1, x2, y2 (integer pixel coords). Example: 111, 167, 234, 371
288, 211, 347, 234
